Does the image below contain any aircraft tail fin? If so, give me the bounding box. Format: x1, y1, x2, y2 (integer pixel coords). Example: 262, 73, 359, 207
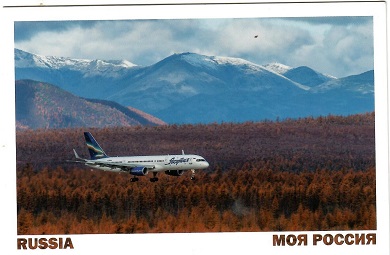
84, 132, 108, 160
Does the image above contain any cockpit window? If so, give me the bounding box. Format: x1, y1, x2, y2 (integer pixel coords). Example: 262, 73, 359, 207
196, 159, 206, 162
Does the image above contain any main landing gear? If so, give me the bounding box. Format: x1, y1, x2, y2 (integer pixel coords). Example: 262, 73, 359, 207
150, 172, 159, 182
130, 173, 159, 182
130, 171, 196, 182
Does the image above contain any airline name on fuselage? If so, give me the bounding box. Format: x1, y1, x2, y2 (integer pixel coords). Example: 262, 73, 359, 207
169, 157, 190, 165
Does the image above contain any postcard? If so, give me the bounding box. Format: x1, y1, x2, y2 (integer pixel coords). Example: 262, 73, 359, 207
0, 1, 388, 254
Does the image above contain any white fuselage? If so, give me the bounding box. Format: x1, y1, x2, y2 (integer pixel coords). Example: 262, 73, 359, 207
85, 154, 209, 173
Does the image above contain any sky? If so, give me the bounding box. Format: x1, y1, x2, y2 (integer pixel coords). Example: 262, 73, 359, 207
14, 16, 373, 78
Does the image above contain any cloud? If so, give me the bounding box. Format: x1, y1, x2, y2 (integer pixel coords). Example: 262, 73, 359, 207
14, 17, 373, 77
289, 21, 373, 77
14, 21, 97, 42
324, 23, 373, 76
16, 20, 212, 65
280, 16, 372, 26
189, 18, 315, 70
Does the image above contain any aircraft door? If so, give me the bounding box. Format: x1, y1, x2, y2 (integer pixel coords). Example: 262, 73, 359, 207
164, 155, 169, 165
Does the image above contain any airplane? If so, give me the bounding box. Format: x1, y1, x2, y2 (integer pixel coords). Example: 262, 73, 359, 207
71, 132, 209, 182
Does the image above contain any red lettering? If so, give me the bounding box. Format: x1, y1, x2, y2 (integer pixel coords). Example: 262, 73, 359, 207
38, 238, 48, 249
334, 234, 344, 245
345, 234, 354, 245
17, 238, 27, 250
64, 238, 74, 249
28, 238, 38, 249
48, 238, 58, 249
366, 233, 376, 245
59, 237, 63, 249
355, 234, 365, 245
273, 235, 286, 246
323, 234, 333, 245
286, 235, 297, 246
312, 233, 376, 246
16, 237, 74, 250
297, 234, 307, 245
313, 234, 322, 245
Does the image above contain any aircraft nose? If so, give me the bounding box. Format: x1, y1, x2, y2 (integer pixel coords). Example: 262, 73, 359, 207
204, 161, 210, 168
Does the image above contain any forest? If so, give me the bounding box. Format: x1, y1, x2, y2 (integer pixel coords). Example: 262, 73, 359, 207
16, 113, 376, 234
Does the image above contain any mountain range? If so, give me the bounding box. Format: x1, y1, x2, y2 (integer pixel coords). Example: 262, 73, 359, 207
15, 48, 374, 125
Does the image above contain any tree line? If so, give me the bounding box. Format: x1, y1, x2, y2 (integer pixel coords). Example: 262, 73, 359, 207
17, 164, 375, 234
16, 112, 375, 172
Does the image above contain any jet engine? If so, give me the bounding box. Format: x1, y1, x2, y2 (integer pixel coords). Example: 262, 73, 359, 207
130, 166, 148, 176
165, 170, 184, 176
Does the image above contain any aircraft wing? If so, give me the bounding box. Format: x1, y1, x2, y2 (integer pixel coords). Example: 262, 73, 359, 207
66, 159, 87, 163
86, 161, 156, 170
70, 149, 156, 170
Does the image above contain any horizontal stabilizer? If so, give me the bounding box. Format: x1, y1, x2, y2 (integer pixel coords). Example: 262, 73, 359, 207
72, 149, 87, 162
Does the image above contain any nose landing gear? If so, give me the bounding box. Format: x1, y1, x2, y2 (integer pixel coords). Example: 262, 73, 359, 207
190, 169, 196, 181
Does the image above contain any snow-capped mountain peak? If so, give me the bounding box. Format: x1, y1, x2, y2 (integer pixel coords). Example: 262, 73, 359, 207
103, 59, 137, 68
262, 62, 293, 75
15, 48, 137, 78
179, 52, 267, 73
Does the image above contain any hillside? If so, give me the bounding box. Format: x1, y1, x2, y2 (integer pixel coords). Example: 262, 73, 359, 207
15, 79, 166, 129
283, 66, 335, 87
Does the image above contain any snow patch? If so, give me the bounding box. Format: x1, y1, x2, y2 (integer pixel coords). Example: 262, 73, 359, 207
262, 62, 292, 75
15, 48, 137, 78
181, 53, 265, 73
180, 53, 218, 70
